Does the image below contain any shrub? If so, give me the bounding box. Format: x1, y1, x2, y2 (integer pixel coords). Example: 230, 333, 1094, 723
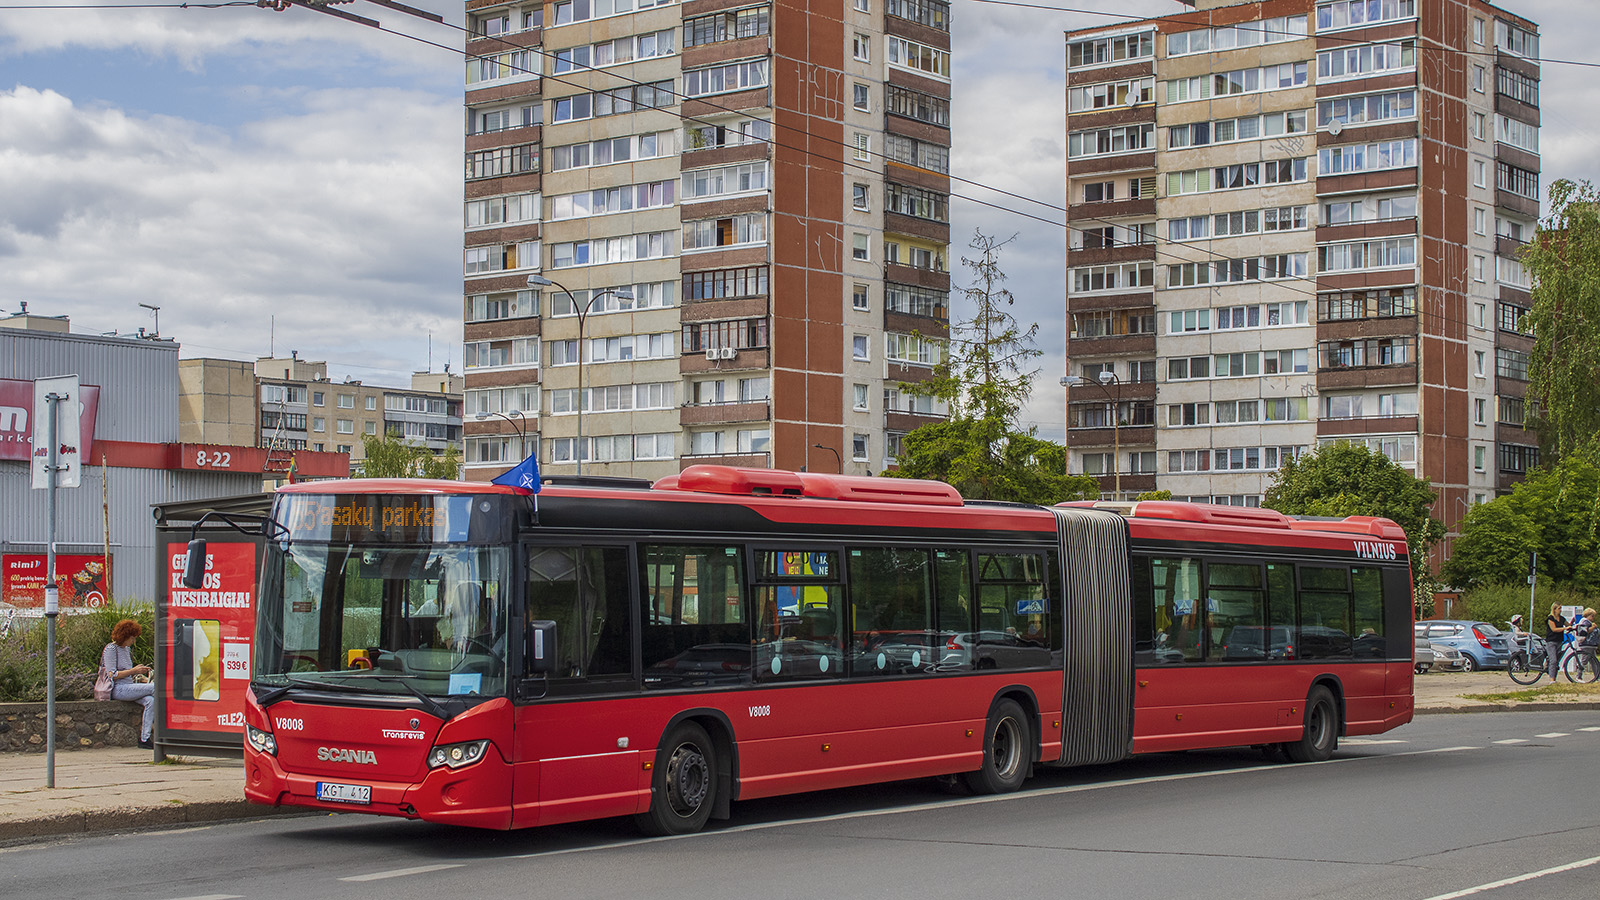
0, 600, 153, 702
1460, 583, 1594, 631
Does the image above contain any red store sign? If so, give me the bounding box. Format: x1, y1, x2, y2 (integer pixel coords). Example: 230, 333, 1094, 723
0, 377, 100, 463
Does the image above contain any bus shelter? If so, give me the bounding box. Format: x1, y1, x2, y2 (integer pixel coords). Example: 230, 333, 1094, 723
151, 493, 272, 757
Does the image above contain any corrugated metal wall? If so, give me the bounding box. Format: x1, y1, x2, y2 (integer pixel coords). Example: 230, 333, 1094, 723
2, 331, 268, 608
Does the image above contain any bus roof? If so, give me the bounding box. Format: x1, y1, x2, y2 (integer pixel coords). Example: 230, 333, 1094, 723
277, 478, 525, 496
1058, 499, 1407, 541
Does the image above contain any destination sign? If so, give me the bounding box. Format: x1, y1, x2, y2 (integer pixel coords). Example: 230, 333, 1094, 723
274, 494, 515, 544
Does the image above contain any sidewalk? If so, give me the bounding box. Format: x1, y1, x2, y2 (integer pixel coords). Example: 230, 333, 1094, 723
4, 674, 1599, 843
0, 747, 288, 843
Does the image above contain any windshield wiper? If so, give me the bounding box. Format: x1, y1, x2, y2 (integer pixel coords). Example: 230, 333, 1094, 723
252, 673, 384, 706
350, 674, 451, 720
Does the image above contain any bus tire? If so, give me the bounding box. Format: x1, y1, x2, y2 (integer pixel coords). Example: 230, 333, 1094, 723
636, 721, 716, 836
1283, 687, 1338, 763
963, 698, 1030, 794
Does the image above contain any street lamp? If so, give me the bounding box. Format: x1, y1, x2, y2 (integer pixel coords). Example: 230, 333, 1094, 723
474, 409, 530, 471
812, 443, 842, 474
1061, 370, 1122, 498
528, 274, 634, 476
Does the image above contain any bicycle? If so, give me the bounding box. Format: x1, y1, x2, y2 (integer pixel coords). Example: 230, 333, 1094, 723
1506, 631, 1548, 685
1564, 645, 1600, 683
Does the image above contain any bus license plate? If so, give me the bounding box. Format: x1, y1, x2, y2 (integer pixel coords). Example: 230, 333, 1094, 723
316, 782, 371, 805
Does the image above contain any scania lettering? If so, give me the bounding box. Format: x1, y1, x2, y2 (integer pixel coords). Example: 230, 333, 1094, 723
237, 472, 1415, 834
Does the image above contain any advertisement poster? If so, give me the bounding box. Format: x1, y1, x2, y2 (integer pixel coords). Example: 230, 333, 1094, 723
1, 553, 111, 610
163, 541, 257, 735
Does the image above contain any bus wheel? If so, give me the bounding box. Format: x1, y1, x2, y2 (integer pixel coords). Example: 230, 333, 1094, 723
636, 722, 716, 836
963, 699, 1030, 794
1283, 687, 1338, 763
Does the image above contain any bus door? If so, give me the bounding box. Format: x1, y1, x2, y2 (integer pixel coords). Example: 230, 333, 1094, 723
513, 542, 642, 826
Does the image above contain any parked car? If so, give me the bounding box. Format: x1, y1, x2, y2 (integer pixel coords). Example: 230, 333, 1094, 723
1414, 620, 1509, 671
1430, 642, 1470, 672
1414, 634, 1435, 674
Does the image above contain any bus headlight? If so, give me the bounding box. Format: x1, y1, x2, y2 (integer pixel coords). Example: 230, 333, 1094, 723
428, 740, 489, 770
246, 724, 278, 756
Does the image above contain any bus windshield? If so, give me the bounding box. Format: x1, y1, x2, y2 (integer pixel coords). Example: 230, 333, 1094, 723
256, 542, 513, 699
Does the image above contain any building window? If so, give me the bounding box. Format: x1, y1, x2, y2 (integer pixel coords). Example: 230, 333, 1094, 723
852, 183, 869, 210
852, 233, 870, 261
338, 394, 354, 409
853, 384, 869, 411
851, 433, 869, 461
684, 60, 769, 98
1496, 347, 1530, 380
681, 318, 770, 352
336, 419, 354, 434
852, 335, 869, 361
855, 0, 868, 10
1475, 350, 1485, 377
365, 397, 377, 411
1475, 208, 1486, 235
1474, 256, 1485, 282
886, 84, 949, 127
1474, 446, 1486, 472
738, 429, 771, 453
312, 417, 325, 432
1474, 398, 1486, 425
853, 284, 869, 310
684, 266, 768, 301
312, 392, 324, 406
683, 214, 768, 251
1475, 303, 1487, 328
364, 421, 377, 435
887, 36, 949, 79
1473, 17, 1483, 44
1472, 65, 1484, 93
884, 183, 949, 222
1474, 160, 1486, 188
853, 32, 870, 61
853, 132, 870, 161
853, 82, 869, 110
683, 7, 770, 47
1473, 112, 1485, 140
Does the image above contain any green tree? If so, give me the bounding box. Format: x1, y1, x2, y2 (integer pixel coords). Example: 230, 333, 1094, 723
886, 230, 1098, 504
1441, 453, 1600, 593
1525, 179, 1600, 458
357, 431, 462, 479
1263, 443, 1445, 610
1134, 490, 1173, 501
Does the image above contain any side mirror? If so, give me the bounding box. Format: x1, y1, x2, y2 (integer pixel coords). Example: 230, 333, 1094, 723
525, 620, 557, 675
182, 539, 208, 589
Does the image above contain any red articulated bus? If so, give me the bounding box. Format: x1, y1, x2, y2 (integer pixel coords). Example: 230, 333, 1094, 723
228, 465, 1413, 835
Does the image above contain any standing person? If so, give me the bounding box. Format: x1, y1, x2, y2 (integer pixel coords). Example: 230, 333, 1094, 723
1545, 602, 1569, 681
102, 619, 154, 749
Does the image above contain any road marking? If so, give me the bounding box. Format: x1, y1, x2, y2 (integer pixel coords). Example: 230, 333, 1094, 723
1494, 739, 1528, 745
1579, 726, 1600, 732
339, 864, 464, 882
162, 896, 242, 900
1418, 853, 1600, 900
1342, 738, 1407, 745
510, 744, 1480, 860
1535, 732, 1570, 738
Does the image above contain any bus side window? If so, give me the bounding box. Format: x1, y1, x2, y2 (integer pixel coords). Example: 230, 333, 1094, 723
848, 547, 934, 677
1298, 565, 1353, 659
934, 549, 973, 672
754, 549, 843, 681
1207, 562, 1266, 662
1266, 563, 1296, 660
525, 546, 635, 692
640, 545, 751, 688
973, 552, 1051, 670
1131, 555, 1157, 665
1149, 558, 1202, 663
1351, 567, 1385, 658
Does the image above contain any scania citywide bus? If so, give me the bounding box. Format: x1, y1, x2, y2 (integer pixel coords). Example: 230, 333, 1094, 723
228, 466, 1414, 835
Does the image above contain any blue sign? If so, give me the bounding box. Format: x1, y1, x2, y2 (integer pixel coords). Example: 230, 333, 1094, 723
1016, 598, 1047, 615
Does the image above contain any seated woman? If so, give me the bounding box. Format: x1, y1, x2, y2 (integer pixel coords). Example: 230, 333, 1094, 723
102, 619, 155, 749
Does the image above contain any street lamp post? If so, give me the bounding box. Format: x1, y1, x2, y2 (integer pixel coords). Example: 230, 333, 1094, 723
812, 442, 842, 473
528, 275, 633, 477
1061, 371, 1122, 498
474, 409, 529, 474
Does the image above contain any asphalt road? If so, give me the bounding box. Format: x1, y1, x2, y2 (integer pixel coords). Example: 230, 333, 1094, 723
14, 711, 1600, 900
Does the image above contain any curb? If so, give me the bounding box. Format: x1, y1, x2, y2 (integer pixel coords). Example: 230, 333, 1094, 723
1416, 701, 1600, 715
0, 801, 302, 845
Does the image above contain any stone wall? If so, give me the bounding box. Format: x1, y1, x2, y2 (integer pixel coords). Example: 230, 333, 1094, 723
0, 700, 143, 752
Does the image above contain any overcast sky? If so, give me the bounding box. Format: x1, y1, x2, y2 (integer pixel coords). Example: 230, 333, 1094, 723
0, 0, 1592, 440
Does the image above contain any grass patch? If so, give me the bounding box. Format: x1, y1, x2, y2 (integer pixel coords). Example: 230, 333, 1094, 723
1462, 682, 1600, 703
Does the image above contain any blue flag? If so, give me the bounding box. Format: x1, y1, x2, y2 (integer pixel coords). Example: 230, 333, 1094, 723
491, 454, 542, 493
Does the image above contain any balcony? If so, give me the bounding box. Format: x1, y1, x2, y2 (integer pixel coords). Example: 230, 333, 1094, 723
885, 409, 944, 433
1316, 362, 1417, 391
1316, 415, 1419, 437
1067, 425, 1155, 450
680, 401, 770, 427
680, 347, 770, 374
679, 451, 771, 470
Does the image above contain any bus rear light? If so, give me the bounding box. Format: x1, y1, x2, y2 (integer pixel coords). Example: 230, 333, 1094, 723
428, 740, 489, 770
246, 724, 278, 756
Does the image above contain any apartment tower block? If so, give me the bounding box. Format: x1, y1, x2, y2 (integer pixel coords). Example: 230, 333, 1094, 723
1063, 0, 1539, 540
461, 0, 953, 481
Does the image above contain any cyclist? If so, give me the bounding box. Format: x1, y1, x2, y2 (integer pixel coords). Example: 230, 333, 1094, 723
1545, 603, 1570, 680
1572, 608, 1600, 681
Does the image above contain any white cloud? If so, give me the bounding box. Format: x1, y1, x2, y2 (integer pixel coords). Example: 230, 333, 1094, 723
0, 84, 463, 380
